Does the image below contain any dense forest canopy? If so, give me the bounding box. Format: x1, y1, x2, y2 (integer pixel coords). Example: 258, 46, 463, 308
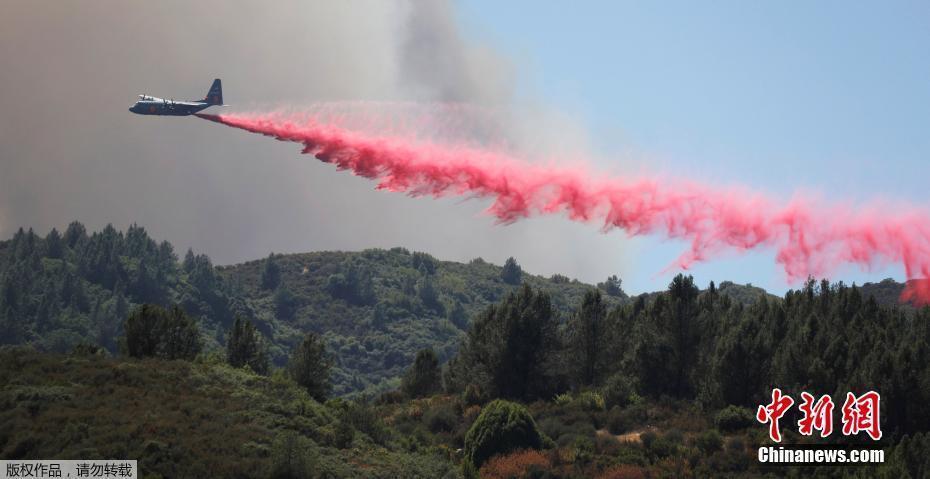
0, 222, 625, 395
2, 222, 930, 477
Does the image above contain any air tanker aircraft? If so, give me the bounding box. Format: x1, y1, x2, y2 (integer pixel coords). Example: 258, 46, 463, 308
129, 79, 225, 116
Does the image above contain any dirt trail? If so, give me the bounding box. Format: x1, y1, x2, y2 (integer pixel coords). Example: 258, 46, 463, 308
596, 426, 658, 444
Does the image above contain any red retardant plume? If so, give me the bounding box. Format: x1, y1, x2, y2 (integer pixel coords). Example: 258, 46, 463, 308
197, 111, 930, 305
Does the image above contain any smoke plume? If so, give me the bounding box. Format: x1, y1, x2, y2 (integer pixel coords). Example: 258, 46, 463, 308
197, 111, 930, 304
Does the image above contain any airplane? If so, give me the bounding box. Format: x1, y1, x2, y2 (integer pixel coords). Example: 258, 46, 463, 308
129, 79, 226, 116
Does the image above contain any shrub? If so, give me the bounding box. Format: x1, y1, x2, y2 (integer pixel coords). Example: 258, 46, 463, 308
479, 449, 550, 479
411, 252, 437, 275
375, 390, 405, 405
595, 432, 621, 455
273, 288, 299, 321
464, 400, 543, 468
267, 432, 315, 479
606, 399, 648, 435
537, 408, 597, 445
554, 391, 605, 411
426, 404, 459, 434
575, 391, 605, 411
346, 402, 391, 445
71, 342, 104, 357
569, 436, 595, 465
605, 406, 633, 435
333, 420, 354, 449
715, 406, 755, 432
643, 432, 679, 460
462, 384, 485, 406
602, 373, 636, 409
694, 429, 723, 454
554, 392, 573, 407
597, 464, 648, 479
614, 444, 649, 466
461, 405, 482, 431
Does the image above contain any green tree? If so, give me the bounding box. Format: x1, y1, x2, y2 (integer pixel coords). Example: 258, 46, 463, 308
417, 275, 441, 311
267, 432, 315, 479
182, 248, 196, 273
63, 221, 86, 248
464, 399, 543, 468
123, 304, 164, 358
159, 306, 202, 360
565, 289, 610, 388
597, 274, 624, 297
401, 348, 441, 398
411, 251, 437, 275
632, 274, 700, 398
45, 228, 64, 259
500, 257, 522, 285
261, 253, 281, 290
326, 261, 375, 305
449, 285, 560, 400
123, 304, 202, 360
273, 287, 299, 320
287, 332, 333, 401
226, 316, 270, 375
448, 300, 468, 330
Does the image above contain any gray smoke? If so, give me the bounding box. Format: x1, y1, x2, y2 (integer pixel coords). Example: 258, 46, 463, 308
0, 0, 630, 283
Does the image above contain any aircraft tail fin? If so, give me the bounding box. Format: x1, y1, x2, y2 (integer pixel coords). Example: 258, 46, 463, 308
202, 79, 223, 105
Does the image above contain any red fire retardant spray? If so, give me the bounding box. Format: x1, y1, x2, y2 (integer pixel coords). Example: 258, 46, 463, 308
197, 111, 930, 305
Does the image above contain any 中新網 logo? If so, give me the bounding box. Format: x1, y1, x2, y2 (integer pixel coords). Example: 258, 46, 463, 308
756, 388, 881, 442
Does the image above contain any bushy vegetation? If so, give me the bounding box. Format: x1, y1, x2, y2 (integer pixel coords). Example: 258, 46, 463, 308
464, 400, 543, 468
445, 285, 562, 401
287, 332, 333, 402
226, 316, 270, 375
0, 348, 457, 478
123, 304, 201, 360
3, 222, 930, 477
0, 223, 611, 396
401, 348, 441, 398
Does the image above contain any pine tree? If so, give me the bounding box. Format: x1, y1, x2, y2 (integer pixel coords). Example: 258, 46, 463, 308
45, 228, 64, 259
261, 253, 281, 290
63, 221, 86, 249
417, 275, 441, 311
183, 248, 196, 273
159, 305, 202, 360
123, 304, 201, 360
401, 348, 441, 398
287, 332, 333, 401
448, 300, 468, 330
597, 275, 624, 297
500, 257, 523, 285
450, 284, 560, 400
226, 316, 270, 375
273, 287, 299, 320
566, 289, 609, 387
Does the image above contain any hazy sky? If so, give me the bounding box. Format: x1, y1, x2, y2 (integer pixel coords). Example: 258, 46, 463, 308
2, 1, 928, 294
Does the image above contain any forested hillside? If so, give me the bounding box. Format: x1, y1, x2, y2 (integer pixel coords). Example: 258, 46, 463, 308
0, 348, 460, 478
0, 223, 625, 395
4, 276, 929, 478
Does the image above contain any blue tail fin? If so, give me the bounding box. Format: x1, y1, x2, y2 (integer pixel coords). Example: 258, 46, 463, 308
202, 79, 223, 105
